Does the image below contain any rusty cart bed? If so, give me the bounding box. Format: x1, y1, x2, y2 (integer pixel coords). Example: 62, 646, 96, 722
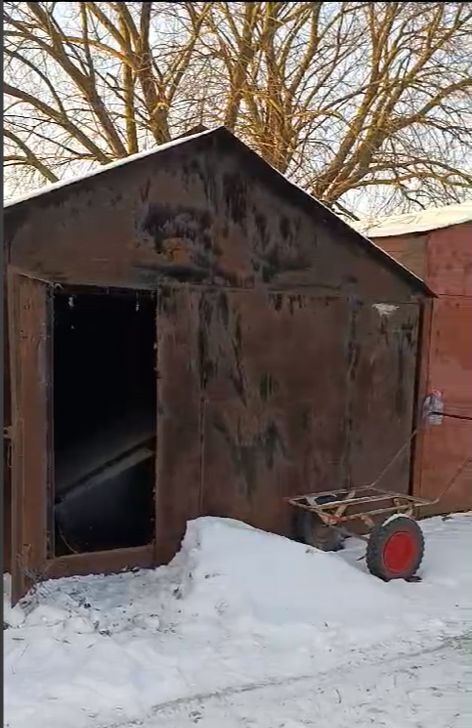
287, 452, 471, 582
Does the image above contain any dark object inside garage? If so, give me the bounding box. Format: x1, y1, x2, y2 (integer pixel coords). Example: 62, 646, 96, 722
53, 289, 156, 555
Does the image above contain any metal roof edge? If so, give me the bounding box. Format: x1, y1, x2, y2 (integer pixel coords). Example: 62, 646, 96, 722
357, 201, 472, 239
215, 131, 435, 297
4, 126, 223, 210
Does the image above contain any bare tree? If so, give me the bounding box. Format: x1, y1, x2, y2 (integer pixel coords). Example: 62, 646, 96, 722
4, 2, 472, 216
3, 2, 211, 190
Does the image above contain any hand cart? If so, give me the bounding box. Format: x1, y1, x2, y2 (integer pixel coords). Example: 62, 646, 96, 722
287, 411, 471, 581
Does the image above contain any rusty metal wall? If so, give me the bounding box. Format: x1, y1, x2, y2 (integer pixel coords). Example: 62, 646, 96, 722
5, 132, 426, 582
373, 222, 472, 514
418, 222, 472, 513
155, 286, 420, 560
7, 275, 50, 601
368, 233, 428, 281
6, 133, 422, 300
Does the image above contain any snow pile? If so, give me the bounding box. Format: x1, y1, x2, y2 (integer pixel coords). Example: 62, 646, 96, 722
4, 514, 472, 728
168, 517, 431, 643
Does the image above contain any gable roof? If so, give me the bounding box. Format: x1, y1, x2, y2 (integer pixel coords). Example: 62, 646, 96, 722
4, 126, 434, 297
357, 201, 472, 239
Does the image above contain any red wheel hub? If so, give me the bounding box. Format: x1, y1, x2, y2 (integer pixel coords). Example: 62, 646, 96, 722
382, 530, 417, 574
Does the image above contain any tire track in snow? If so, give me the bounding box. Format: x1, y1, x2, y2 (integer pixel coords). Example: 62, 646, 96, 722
99, 633, 472, 728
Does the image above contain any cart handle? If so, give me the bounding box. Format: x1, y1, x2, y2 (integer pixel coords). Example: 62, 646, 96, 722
366, 414, 471, 496
425, 456, 472, 506
365, 425, 423, 491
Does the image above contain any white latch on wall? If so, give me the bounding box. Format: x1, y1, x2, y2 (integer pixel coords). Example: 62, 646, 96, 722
423, 390, 444, 425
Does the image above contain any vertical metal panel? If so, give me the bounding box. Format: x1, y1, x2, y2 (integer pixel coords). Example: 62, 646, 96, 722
155, 286, 202, 563
428, 297, 472, 409
3, 437, 12, 574
410, 299, 434, 503
3, 292, 12, 573
156, 288, 421, 556
346, 302, 419, 493
8, 273, 50, 601
418, 297, 472, 512
371, 234, 428, 281
425, 225, 472, 511
198, 291, 349, 538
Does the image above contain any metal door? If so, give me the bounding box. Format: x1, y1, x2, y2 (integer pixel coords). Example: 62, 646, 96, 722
7, 272, 51, 602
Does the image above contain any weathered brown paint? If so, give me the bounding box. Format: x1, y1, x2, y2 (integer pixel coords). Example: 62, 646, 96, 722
155, 286, 203, 563
346, 302, 419, 492
8, 273, 50, 601
5, 132, 426, 299
4, 129, 430, 598
410, 297, 434, 508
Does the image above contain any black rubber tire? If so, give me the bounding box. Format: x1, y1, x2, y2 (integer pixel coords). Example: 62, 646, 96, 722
366, 515, 424, 581
296, 495, 344, 552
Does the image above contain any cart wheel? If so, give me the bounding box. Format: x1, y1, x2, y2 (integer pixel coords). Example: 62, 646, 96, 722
366, 515, 424, 581
296, 500, 344, 552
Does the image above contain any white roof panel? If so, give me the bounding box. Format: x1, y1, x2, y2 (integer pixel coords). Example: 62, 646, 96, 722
357, 201, 472, 238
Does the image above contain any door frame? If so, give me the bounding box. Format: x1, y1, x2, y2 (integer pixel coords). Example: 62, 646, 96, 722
7, 270, 157, 603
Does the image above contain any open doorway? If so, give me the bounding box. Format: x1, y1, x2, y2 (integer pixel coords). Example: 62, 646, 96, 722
52, 287, 157, 556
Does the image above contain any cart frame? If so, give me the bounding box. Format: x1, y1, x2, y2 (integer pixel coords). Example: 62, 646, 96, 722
287, 456, 471, 534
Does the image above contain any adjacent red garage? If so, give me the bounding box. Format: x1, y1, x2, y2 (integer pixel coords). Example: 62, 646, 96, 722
362, 203, 472, 515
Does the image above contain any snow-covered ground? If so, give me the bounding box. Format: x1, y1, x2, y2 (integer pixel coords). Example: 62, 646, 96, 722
4, 513, 472, 728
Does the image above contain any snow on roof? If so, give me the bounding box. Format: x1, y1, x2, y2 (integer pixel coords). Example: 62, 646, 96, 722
357, 201, 472, 239
4, 126, 218, 209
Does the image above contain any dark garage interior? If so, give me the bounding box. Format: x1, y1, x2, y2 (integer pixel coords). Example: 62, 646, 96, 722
53, 288, 157, 555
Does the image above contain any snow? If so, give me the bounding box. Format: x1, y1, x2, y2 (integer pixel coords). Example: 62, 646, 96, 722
382, 512, 415, 526
4, 513, 472, 728
357, 200, 472, 238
